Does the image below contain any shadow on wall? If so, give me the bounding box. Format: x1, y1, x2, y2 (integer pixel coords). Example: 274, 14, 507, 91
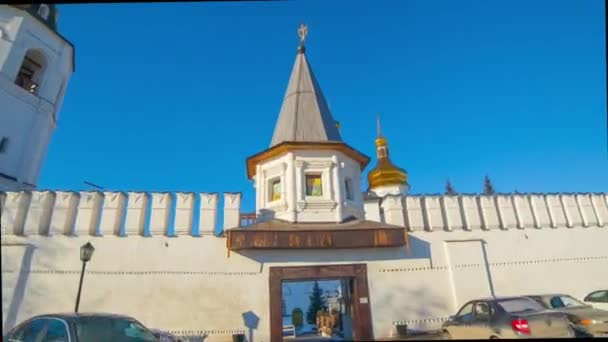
3, 242, 36, 332
258, 209, 275, 222
237, 234, 431, 264
3, 241, 75, 333
155, 312, 259, 342
373, 285, 450, 335
480, 240, 496, 298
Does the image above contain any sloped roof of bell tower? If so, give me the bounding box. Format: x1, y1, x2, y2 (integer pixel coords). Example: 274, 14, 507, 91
270, 44, 342, 147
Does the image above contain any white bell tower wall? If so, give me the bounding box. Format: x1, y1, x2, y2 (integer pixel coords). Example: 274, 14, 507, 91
254, 150, 365, 223
0, 5, 74, 190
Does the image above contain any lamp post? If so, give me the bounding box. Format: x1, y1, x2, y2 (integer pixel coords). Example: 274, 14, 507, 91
75, 242, 95, 313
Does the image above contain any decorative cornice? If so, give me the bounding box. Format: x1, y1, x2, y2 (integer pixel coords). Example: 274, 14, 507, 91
297, 199, 337, 210
245, 141, 369, 179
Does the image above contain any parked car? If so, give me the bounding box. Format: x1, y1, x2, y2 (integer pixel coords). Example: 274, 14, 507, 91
441, 296, 574, 339
584, 290, 608, 311
4, 312, 159, 342
526, 293, 608, 337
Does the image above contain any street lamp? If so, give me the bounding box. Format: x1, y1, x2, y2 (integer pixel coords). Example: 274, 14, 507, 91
75, 242, 95, 313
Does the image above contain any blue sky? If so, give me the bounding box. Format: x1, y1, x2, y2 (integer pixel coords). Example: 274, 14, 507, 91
39, 0, 607, 214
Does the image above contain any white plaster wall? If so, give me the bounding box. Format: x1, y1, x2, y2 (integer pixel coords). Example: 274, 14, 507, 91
2, 191, 608, 341
367, 227, 608, 337
0, 5, 74, 190
1, 235, 266, 340
369, 184, 409, 198
4, 226, 605, 340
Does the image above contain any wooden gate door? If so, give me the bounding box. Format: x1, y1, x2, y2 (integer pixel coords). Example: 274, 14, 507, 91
269, 264, 373, 342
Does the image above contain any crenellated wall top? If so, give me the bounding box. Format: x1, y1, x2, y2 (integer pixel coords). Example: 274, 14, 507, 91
1, 191, 606, 238
373, 192, 608, 232
0, 191, 230, 238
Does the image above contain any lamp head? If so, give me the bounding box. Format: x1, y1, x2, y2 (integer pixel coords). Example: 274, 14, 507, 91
80, 242, 95, 262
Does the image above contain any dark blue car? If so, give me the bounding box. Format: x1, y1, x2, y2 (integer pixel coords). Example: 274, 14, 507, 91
4, 312, 159, 342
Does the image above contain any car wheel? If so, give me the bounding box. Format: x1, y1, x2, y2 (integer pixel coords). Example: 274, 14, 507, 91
441, 330, 452, 340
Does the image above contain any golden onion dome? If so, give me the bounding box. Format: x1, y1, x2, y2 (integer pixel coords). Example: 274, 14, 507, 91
367, 116, 408, 189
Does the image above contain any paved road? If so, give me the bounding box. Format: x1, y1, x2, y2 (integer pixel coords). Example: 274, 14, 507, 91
286, 331, 443, 341
284, 333, 344, 341
375, 331, 444, 341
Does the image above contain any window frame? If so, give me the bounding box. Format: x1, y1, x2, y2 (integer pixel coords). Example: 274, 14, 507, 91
344, 177, 353, 201
268, 177, 282, 203
473, 302, 492, 322
15, 50, 47, 95
496, 297, 544, 313
7, 317, 49, 342
377, 146, 388, 158
455, 302, 475, 323
305, 173, 324, 197
39, 317, 72, 342
584, 290, 608, 303
0, 136, 8, 153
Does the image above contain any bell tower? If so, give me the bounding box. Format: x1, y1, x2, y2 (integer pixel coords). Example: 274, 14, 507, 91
0, 4, 75, 190
246, 25, 370, 223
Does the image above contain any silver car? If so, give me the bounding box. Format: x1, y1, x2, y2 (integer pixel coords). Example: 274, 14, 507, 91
441, 296, 574, 339
526, 293, 608, 337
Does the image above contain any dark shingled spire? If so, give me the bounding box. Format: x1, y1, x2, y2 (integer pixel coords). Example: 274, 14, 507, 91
270, 25, 342, 147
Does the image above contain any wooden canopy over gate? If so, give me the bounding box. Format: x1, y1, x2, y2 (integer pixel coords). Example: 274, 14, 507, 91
226, 219, 410, 252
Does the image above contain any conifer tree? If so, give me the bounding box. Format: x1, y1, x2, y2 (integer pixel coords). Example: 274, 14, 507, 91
445, 179, 457, 195
306, 281, 328, 324
483, 175, 495, 195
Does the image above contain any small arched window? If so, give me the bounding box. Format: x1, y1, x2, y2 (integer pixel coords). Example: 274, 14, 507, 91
38, 5, 50, 20
15, 49, 47, 95
0, 137, 8, 153
377, 146, 388, 158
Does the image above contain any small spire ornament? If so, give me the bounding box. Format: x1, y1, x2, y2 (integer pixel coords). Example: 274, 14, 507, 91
298, 23, 308, 46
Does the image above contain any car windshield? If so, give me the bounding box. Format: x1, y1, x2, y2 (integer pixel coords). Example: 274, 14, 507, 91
74, 316, 157, 342
497, 298, 544, 313
548, 295, 586, 309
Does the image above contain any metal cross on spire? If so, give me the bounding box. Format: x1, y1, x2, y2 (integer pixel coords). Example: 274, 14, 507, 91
298, 23, 308, 46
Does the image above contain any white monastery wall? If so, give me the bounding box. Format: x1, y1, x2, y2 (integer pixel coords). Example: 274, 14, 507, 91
2, 191, 608, 341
